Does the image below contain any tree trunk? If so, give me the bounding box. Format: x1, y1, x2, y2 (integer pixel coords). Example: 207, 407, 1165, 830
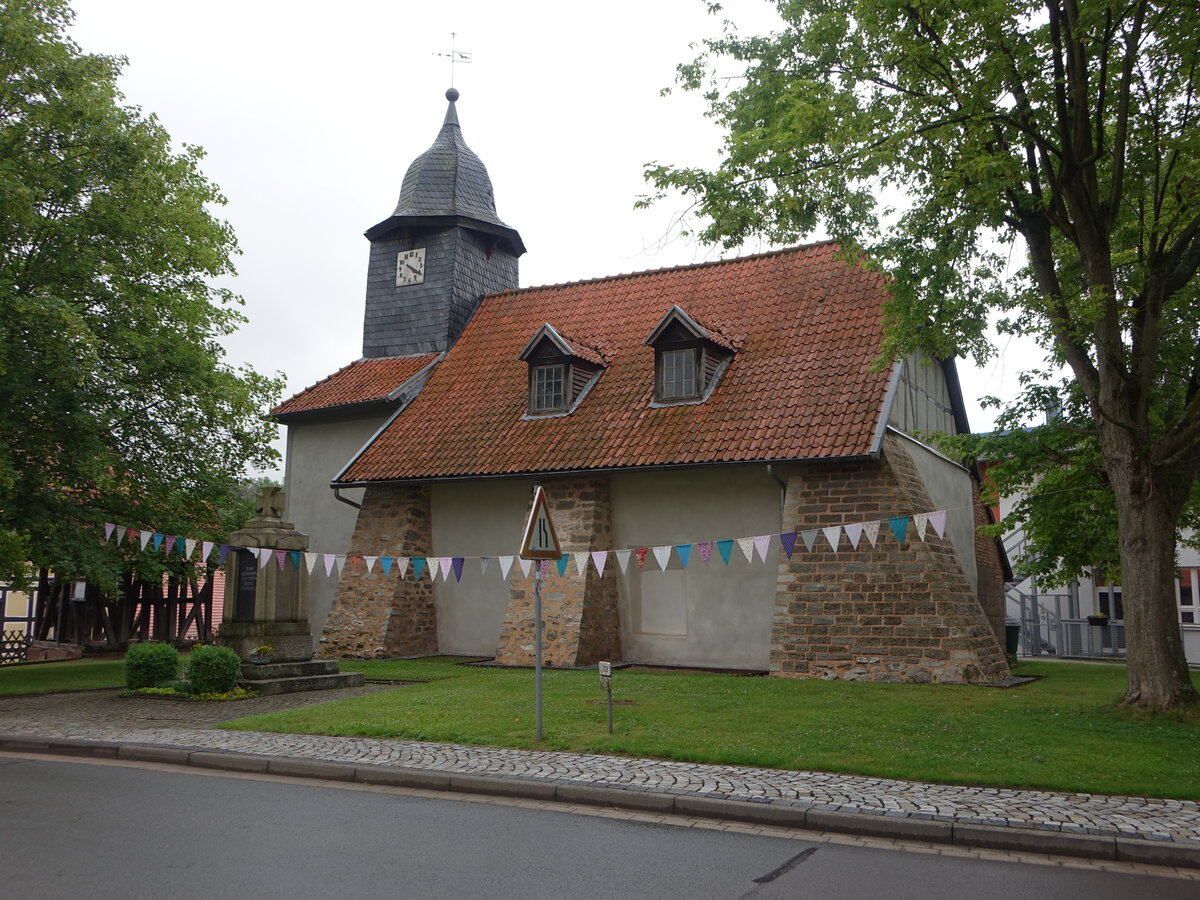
1103, 431, 1198, 709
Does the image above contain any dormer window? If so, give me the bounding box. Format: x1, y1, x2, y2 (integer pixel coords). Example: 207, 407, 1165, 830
519, 325, 605, 417
645, 306, 735, 405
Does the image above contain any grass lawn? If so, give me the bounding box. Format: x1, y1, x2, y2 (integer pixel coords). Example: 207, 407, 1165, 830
219, 658, 1200, 800
0, 658, 126, 695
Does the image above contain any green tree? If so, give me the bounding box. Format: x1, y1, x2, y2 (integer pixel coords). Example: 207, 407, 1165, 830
0, 0, 282, 590
645, 0, 1200, 708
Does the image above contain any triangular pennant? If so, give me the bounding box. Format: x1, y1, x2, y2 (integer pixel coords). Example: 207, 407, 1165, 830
499, 556, 514, 579
200, 540, 214, 562
115, 525, 127, 545
779, 531, 797, 559
437, 557, 452, 581
152, 533, 164, 552
716, 540, 734, 565
380, 556, 393, 576
305, 552, 319, 574
126, 527, 138, 546
634, 548, 648, 568
323, 553, 336, 576
289, 550, 301, 569
414, 556, 428, 578
258, 548, 273, 569
823, 526, 842, 552
573, 551, 590, 576
540, 560, 551, 576
518, 557, 532, 577
140, 531, 153, 552
275, 549, 287, 570
164, 535, 176, 556
104, 522, 116, 542
335, 555, 348, 575
615, 549, 631, 574
218, 544, 230, 565
844, 522, 863, 550
753, 535, 772, 563
653, 545, 672, 571
452, 557, 464, 581
888, 516, 909, 543
184, 539, 197, 560
863, 520, 881, 546
364, 556, 377, 573
801, 529, 819, 552
697, 541, 713, 566
675, 544, 692, 569
480, 556, 491, 575
737, 537, 755, 564
396, 556, 410, 578
912, 512, 929, 541
929, 509, 948, 538
587, 550, 606, 576
556, 554, 570, 576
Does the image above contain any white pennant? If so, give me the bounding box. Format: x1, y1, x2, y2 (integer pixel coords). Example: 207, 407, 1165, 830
364, 556, 377, 573
843, 522, 863, 550
912, 513, 929, 541
139, 531, 152, 552
573, 551, 590, 576
862, 520, 881, 546
591, 550, 608, 577
396, 556, 410, 578
929, 509, 948, 538
305, 552, 318, 574
653, 545, 672, 571
115, 525, 128, 545
104, 522, 115, 542
258, 548, 273, 569
498, 556, 514, 579
801, 529, 819, 552
518, 558, 533, 577
823, 526, 842, 552
480, 556, 491, 575
615, 549, 632, 574
335, 555, 347, 575
737, 537, 756, 563
183, 539, 196, 560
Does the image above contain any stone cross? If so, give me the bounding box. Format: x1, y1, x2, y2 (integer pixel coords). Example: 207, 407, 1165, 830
255, 486, 285, 519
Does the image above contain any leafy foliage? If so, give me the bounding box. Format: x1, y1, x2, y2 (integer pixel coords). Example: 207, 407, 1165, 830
123, 641, 178, 690
0, 0, 282, 589
185, 644, 242, 694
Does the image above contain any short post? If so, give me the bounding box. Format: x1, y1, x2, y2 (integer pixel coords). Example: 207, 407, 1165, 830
599, 660, 613, 734
534, 566, 544, 742
518, 484, 561, 744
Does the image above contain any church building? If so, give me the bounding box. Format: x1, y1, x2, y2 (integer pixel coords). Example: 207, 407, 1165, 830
273, 89, 1011, 684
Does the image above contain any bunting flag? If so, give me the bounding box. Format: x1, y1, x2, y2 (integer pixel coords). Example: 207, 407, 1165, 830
164, 535, 177, 556
380, 556, 393, 576
801, 529, 819, 552
218, 544, 231, 565
323, 553, 336, 576
591, 550, 608, 576
888, 516, 909, 543
116, 525, 128, 544
480, 556, 491, 575
716, 540, 733, 565
634, 548, 648, 569
306, 552, 319, 574
397, 556, 410, 578
779, 531, 797, 559
615, 549, 631, 574
126, 527, 138, 545
452, 557, 465, 582
104, 522, 116, 542
573, 551, 590, 576
275, 549, 287, 570
863, 519, 881, 546
540, 560, 550, 576
556, 554, 569, 576
184, 538, 197, 560
844, 522, 863, 550
201, 540, 214, 562
653, 545, 672, 571
697, 541, 713, 566
823, 525, 842, 552
737, 537, 755, 564
442, 557, 456, 581
499, 556, 514, 579
675, 544, 692, 569
141, 531, 154, 552
364, 556, 377, 573
289, 550, 301, 569
753, 535, 772, 563
912, 512, 929, 541
413, 557, 427, 579
257, 548, 272, 569
152, 533, 164, 552
518, 557, 532, 577
335, 555, 348, 575
929, 509, 948, 538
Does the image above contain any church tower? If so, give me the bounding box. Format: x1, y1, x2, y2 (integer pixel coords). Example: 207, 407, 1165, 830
360, 88, 525, 358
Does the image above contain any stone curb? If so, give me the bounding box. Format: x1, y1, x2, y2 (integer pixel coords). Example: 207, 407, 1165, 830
3, 735, 1198, 870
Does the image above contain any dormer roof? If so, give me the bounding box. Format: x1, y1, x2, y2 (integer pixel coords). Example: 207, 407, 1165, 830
644, 305, 737, 352
518, 324, 606, 366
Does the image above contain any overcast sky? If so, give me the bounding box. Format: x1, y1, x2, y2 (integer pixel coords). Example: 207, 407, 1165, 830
68, 0, 1037, 474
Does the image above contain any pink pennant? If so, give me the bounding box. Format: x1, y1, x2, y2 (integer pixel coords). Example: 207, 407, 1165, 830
752, 535, 772, 563
323, 554, 336, 576
697, 541, 713, 566
104, 522, 115, 542
275, 549, 287, 570
200, 541, 214, 562
591, 550, 608, 577
929, 509, 947, 538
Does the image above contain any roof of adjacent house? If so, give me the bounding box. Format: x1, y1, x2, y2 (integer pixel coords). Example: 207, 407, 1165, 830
337, 242, 897, 484
271, 354, 439, 420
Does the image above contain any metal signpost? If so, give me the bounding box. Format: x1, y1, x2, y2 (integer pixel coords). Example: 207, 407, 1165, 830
518, 485, 562, 742
599, 661, 613, 733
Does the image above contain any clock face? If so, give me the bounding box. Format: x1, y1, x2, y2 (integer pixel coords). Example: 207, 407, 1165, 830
396, 247, 426, 286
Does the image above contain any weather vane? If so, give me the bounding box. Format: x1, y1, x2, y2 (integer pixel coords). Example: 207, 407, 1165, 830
434, 33, 472, 88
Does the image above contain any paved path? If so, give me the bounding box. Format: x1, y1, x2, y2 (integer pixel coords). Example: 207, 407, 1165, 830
2, 685, 1197, 867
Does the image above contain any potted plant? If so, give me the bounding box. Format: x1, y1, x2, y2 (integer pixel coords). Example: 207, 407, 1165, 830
1086, 613, 1110, 627
248, 644, 274, 664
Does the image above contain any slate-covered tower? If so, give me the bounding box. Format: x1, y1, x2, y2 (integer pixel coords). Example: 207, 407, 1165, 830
361, 88, 525, 358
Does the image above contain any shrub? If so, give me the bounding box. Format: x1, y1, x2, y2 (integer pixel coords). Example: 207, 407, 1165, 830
187, 645, 242, 694
124, 642, 179, 690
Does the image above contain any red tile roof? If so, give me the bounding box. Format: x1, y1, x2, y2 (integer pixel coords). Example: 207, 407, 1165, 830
272, 354, 438, 418
338, 243, 895, 483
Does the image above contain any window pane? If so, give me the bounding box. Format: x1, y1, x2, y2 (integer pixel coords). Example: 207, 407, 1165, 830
661, 349, 696, 399
532, 365, 565, 412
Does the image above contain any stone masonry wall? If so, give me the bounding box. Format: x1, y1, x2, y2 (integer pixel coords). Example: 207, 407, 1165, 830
319, 484, 437, 658
494, 475, 621, 667
972, 479, 1009, 651
771, 434, 1010, 684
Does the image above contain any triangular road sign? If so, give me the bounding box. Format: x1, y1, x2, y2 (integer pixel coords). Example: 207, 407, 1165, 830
519, 486, 562, 560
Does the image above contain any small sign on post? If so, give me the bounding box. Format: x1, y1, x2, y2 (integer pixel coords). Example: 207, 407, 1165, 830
599, 660, 614, 733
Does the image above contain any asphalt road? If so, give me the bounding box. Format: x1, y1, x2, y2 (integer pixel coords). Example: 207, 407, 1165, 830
0, 756, 1192, 899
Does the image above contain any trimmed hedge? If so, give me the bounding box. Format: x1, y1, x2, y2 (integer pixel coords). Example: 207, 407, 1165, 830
124, 642, 179, 689
187, 645, 242, 694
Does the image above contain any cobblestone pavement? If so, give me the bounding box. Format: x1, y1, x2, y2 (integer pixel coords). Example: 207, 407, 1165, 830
2, 686, 1198, 845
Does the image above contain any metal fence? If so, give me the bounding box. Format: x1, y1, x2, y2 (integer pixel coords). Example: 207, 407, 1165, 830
1058, 619, 1127, 658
